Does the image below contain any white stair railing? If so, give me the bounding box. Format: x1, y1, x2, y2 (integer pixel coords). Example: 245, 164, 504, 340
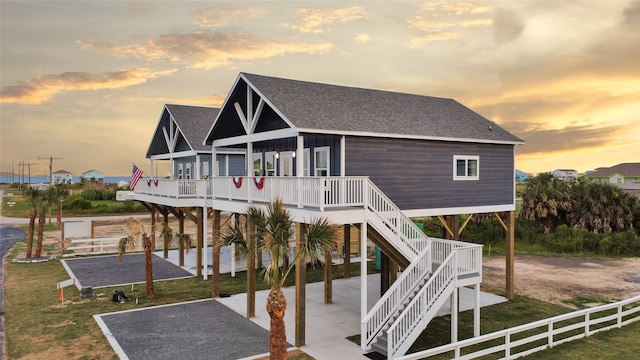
387, 251, 459, 359
362, 246, 432, 348
360, 179, 435, 352
365, 180, 430, 254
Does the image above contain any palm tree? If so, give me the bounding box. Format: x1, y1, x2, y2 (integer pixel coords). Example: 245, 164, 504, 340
24, 188, 40, 258
174, 232, 193, 266
520, 173, 572, 233
158, 222, 173, 259
117, 217, 155, 299
221, 199, 336, 360
34, 188, 57, 258
50, 184, 69, 228
571, 181, 639, 233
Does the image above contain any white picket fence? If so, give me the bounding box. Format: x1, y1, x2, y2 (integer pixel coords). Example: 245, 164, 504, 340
397, 294, 640, 360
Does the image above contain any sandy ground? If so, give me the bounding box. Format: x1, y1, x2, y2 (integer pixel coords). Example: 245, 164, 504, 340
35, 216, 640, 307
481, 254, 640, 307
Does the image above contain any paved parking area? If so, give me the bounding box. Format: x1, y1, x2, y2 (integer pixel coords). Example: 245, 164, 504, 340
62, 253, 285, 359
61, 253, 193, 289
94, 299, 274, 360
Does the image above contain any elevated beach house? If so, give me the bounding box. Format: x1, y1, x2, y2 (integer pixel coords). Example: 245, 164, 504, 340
132, 73, 524, 359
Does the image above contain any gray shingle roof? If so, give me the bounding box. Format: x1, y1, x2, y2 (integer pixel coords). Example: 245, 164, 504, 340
165, 104, 219, 152
586, 163, 640, 177
242, 73, 524, 144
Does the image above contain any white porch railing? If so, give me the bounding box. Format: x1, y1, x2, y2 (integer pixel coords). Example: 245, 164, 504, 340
211, 176, 369, 209
134, 179, 209, 198
397, 294, 640, 360
431, 238, 483, 277
387, 251, 459, 359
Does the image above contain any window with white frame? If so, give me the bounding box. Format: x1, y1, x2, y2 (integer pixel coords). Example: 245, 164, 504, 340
253, 153, 262, 176
265, 151, 276, 176
314, 147, 329, 176
453, 155, 479, 180
303, 149, 310, 176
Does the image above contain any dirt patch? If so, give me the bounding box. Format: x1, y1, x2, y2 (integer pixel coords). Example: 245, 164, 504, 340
482, 254, 640, 307
48, 319, 75, 328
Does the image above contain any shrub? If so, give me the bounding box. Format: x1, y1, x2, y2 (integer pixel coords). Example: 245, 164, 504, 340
65, 197, 92, 210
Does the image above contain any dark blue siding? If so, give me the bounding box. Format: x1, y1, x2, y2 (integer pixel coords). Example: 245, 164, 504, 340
227, 154, 246, 176
345, 137, 514, 211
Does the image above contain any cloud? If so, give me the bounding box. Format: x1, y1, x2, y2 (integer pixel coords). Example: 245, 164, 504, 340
406, 1, 492, 46
78, 31, 333, 70
418, 1, 492, 16
0, 68, 177, 104
493, 7, 525, 44
194, 5, 266, 27
284, 6, 366, 34
508, 121, 622, 155
127, 95, 227, 107
129, 5, 155, 14
354, 33, 369, 44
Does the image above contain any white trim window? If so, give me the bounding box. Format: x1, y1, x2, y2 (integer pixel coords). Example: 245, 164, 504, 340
314, 147, 330, 176
303, 149, 310, 176
265, 151, 277, 176
453, 155, 479, 180
253, 153, 262, 176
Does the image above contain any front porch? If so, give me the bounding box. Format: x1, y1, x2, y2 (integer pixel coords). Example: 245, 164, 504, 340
133, 176, 376, 224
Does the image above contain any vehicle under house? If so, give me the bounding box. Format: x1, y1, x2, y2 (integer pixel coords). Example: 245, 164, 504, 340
133, 72, 524, 359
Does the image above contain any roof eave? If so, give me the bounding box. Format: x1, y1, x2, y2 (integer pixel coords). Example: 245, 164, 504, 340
296, 127, 525, 146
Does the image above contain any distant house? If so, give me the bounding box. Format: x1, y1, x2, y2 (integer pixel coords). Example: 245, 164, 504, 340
53, 169, 73, 185
81, 169, 104, 184
515, 169, 528, 182
552, 169, 578, 181
585, 163, 640, 197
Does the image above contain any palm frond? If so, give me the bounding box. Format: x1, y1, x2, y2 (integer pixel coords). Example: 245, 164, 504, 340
126, 217, 146, 239
280, 217, 336, 287
159, 222, 173, 242
220, 220, 250, 259
174, 233, 193, 253
117, 235, 136, 261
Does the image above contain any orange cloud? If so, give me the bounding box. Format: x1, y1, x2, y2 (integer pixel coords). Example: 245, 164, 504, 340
194, 5, 267, 27
418, 1, 492, 16
0, 68, 177, 104
127, 95, 227, 107
285, 6, 366, 34
79, 32, 333, 70
407, 1, 493, 46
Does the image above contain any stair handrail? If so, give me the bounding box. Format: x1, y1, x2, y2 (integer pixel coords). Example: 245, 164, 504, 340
362, 245, 432, 348
387, 250, 458, 358
365, 180, 429, 255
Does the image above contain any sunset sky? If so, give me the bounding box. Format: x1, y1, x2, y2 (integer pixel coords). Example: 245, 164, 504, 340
1, 1, 638, 177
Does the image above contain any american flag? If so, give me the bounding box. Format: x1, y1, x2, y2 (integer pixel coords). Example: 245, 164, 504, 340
130, 164, 144, 190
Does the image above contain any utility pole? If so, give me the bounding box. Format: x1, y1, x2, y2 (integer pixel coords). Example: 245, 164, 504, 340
38, 155, 63, 187
18, 161, 25, 189
26, 162, 37, 188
